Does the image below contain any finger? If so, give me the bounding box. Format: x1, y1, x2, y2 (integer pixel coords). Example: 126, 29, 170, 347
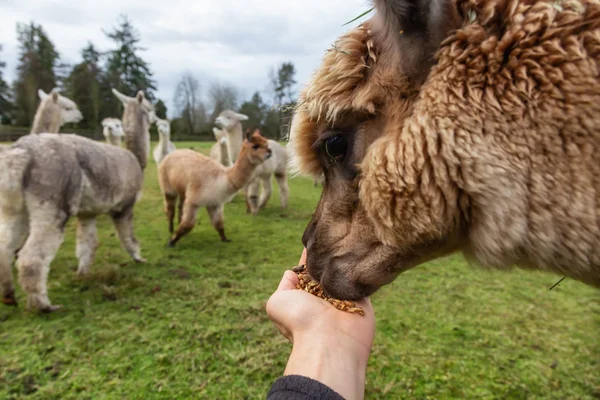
277, 270, 299, 291
298, 247, 307, 266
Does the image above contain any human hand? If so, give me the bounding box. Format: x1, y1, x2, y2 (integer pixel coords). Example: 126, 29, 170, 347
266, 248, 375, 400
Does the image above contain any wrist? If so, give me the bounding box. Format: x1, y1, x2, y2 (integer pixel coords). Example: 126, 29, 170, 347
284, 334, 369, 400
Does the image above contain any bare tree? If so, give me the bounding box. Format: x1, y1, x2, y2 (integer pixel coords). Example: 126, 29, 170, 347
208, 81, 239, 123
173, 71, 202, 134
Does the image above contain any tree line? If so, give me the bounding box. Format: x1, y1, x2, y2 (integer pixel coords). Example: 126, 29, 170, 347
0, 15, 297, 140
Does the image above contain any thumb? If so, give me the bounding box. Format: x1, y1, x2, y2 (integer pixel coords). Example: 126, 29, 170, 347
276, 270, 299, 292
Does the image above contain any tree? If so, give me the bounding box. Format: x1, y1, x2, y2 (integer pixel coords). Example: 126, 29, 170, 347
154, 99, 167, 119
269, 62, 297, 106
13, 22, 60, 126
0, 45, 12, 124
104, 14, 157, 116
208, 81, 238, 123
268, 62, 297, 139
173, 72, 202, 134
64, 42, 103, 129
238, 91, 266, 132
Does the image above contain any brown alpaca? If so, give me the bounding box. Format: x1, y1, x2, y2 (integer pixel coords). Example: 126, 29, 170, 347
158, 130, 272, 246
290, 0, 600, 300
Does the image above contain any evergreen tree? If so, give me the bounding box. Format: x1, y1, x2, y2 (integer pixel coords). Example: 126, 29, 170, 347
268, 62, 297, 139
13, 22, 60, 126
0, 44, 12, 124
104, 14, 157, 116
65, 42, 103, 129
154, 99, 167, 119
238, 91, 267, 132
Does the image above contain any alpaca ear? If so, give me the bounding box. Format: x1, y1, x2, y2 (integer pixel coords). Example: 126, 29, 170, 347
136, 91, 145, 104
235, 113, 249, 121
244, 128, 252, 141
51, 91, 59, 103
112, 88, 132, 105
38, 89, 48, 100
373, 0, 461, 84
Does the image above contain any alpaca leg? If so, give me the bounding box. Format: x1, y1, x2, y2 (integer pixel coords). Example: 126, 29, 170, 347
112, 207, 145, 263
247, 179, 261, 215
75, 217, 98, 275
275, 172, 289, 209
258, 176, 272, 210
178, 194, 186, 225
164, 194, 177, 233
0, 211, 28, 306
206, 205, 229, 242
17, 221, 65, 312
168, 201, 199, 247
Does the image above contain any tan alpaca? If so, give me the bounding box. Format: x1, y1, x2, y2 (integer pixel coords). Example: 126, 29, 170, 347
30, 88, 83, 134
0, 90, 153, 312
289, 0, 600, 300
158, 130, 272, 246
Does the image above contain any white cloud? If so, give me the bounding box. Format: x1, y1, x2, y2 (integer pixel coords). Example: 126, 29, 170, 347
0, 0, 372, 118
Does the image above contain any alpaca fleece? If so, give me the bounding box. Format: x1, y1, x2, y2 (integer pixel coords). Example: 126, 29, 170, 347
290, 0, 600, 300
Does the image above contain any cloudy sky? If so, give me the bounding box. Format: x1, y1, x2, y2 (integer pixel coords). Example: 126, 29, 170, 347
1, 0, 371, 117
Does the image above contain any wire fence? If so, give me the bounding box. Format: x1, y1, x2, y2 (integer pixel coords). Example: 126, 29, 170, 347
0, 125, 222, 143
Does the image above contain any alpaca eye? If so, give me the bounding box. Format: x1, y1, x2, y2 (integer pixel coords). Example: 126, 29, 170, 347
252, 144, 260, 150
325, 135, 348, 163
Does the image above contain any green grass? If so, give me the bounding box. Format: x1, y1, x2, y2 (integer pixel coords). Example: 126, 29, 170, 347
1, 141, 599, 399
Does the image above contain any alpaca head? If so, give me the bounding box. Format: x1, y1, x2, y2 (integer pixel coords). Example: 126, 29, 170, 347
38, 88, 83, 126
101, 118, 124, 139
156, 118, 171, 137
112, 88, 155, 128
212, 127, 228, 145
240, 128, 271, 165
290, 0, 464, 300
214, 110, 248, 131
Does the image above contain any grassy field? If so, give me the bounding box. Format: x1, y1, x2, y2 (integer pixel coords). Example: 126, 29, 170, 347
0, 141, 598, 399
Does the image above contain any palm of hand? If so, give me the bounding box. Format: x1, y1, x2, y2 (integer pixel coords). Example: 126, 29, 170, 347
266, 270, 375, 357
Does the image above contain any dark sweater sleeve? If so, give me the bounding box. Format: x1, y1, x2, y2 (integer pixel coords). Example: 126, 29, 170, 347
267, 375, 346, 400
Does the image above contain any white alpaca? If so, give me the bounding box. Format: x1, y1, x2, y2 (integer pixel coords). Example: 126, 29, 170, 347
0, 90, 153, 312
209, 110, 248, 166
112, 88, 153, 171
153, 117, 176, 165
209, 127, 231, 167
214, 110, 290, 215
101, 118, 124, 146
30, 88, 83, 134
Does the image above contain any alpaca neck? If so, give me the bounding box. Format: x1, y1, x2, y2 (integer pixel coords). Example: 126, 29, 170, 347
158, 131, 170, 152
225, 123, 244, 163
108, 135, 121, 147
219, 142, 230, 166
227, 149, 259, 191
30, 101, 61, 134
123, 105, 149, 170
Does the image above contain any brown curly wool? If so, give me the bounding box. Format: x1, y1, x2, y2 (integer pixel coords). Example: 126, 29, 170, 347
292, 265, 366, 316
288, 0, 600, 299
